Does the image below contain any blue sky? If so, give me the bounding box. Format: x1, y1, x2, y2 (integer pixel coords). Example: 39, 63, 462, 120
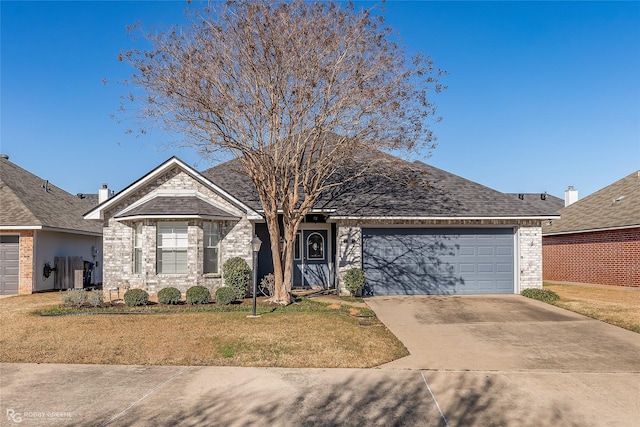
2, 1, 639, 201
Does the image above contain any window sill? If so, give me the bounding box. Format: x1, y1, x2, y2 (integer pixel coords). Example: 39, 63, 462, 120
203, 273, 221, 278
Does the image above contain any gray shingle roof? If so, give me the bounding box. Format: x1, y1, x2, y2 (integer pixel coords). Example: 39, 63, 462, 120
115, 196, 240, 219
202, 152, 556, 218
507, 193, 564, 215
543, 170, 640, 235
0, 157, 102, 234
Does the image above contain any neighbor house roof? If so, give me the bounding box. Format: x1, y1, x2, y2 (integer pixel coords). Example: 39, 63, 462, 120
507, 193, 564, 215
0, 156, 103, 235
202, 152, 558, 219
543, 170, 640, 235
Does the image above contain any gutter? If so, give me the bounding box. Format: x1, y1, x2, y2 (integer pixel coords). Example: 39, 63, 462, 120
543, 224, 640, 236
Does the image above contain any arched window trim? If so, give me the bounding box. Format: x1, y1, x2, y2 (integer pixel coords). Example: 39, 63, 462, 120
306, 232, 325, 260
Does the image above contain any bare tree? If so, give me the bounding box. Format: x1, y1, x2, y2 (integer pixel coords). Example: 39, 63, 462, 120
121, 0, 445, 304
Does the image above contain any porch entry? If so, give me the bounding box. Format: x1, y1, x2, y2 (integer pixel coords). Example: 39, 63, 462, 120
292, 227, 330, 288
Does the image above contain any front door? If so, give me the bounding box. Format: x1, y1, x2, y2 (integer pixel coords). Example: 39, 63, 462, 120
293, 229, 329, 288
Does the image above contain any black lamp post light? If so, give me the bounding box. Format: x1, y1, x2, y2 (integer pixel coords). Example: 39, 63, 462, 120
248, 234, 262, 318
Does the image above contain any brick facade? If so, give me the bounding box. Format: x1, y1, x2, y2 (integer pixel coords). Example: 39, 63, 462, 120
102, 167, 253, 296
11, 230, 34, 294
543, 227, 640, 287
519, 226, 543, 290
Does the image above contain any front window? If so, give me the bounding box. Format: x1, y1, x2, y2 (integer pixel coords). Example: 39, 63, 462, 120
157, 221, 188, 274
204, 221, 221, 274
294, 232, 301, 260
133, 222, 143, 274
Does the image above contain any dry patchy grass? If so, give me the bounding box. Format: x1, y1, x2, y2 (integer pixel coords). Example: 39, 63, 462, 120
0, 292, 407, 367
544, 282, 640, 333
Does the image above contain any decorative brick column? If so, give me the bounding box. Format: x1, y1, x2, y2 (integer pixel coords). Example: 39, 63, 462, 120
18, 230, 34, 294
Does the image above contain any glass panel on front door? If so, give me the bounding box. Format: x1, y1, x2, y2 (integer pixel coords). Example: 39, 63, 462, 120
307, 232, 324, 260
294, 232, 301, 260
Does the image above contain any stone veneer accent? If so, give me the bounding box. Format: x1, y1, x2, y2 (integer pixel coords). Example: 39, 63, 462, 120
101, 167, 253, 296
518, 225, 543, 291
334, 219, 544, 294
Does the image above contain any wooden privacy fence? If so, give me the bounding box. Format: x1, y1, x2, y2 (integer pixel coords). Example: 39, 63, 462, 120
54, 256, 84, 289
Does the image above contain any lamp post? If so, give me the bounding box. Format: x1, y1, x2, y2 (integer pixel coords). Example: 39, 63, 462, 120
249, 234, 262, 318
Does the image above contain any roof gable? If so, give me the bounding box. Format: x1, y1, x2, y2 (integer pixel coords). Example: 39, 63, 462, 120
543, 170, 640, 235
85, 157, 261, 221
114, 195, 241, 220
0, 157, 102, 234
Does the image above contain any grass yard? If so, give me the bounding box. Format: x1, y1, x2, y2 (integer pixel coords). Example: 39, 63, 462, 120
0, 292, 408, 367
543, 282, 640, 333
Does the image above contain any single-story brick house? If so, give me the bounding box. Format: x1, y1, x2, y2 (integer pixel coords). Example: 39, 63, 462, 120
0, 155, 104, 295
85, 150, 559, 296
543, 170, 640, 287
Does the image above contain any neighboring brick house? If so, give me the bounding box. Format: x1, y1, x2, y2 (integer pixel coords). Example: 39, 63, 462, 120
542, 171, 640, 287
0, 155, 104, 295
86, 153, 558, 296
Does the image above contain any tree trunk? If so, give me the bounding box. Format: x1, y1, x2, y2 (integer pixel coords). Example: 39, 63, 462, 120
280, 226, 298, 301
265, 212, 291, 305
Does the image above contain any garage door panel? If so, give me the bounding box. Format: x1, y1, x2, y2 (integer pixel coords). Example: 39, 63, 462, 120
497, 280, 513, 291
477, 263, 494, 273
477, 246, 494, 256
459, 263, 475, 273
497, 263, 512, 273
362, 228, 514, 295
0, 237, 20, 295
3, 251, 19, 261
496, 246, 512, 256
459, 246, 475, 256
478, 280, 496, 290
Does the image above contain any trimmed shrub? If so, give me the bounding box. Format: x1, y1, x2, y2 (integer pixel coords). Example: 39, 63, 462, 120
222, 257, 251, 300
521, 288, 559, 303
124, 288, 149, 307
87, 290, 103, 308
158, 287, 182, 305
215, 286, 236, 306
344, 268, 366, 297
61, 289, 86, 308
186, 285, 211, 305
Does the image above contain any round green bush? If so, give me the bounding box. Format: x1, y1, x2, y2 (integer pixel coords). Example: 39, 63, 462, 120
186, 285, 211, 305
157, 287, 182, 305
521, 288, 559, 303
344, 268, 366, 296
215, 286, 236, 306
222, 257, 251, 300
124, 288, 149, 307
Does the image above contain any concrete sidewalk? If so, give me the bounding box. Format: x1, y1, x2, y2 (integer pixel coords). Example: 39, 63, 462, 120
1, 364, 444, 427
2, 363, 638, 426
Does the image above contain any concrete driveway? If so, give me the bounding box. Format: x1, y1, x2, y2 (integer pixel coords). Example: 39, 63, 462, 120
367, 295, 640, 426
